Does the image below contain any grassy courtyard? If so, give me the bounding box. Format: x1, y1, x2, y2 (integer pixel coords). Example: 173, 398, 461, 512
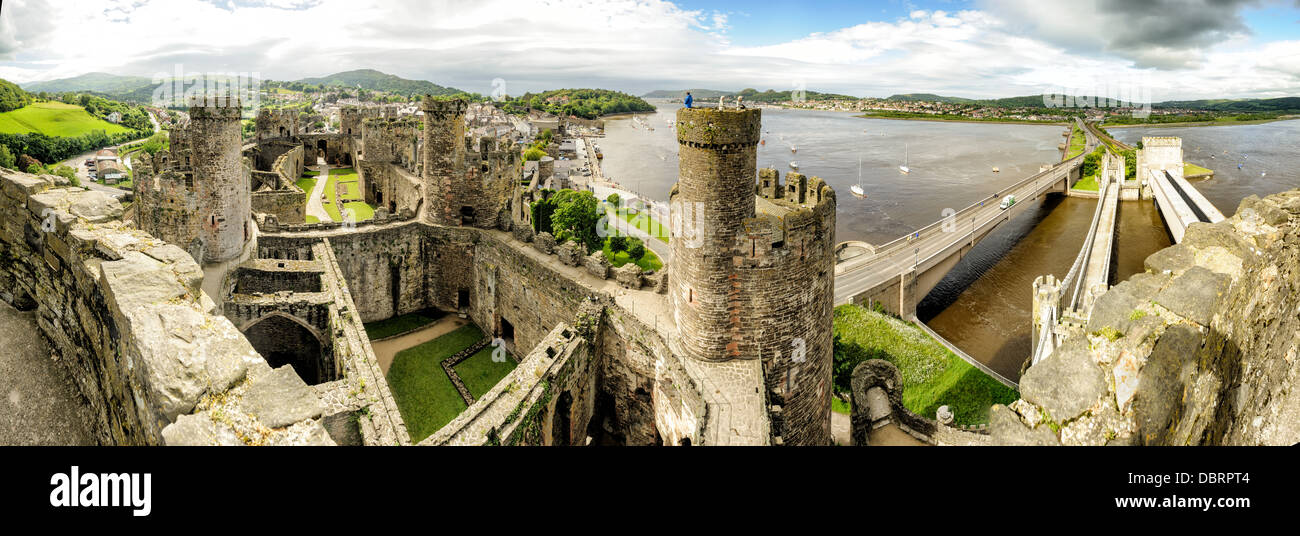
832, 304, 1019, 425
386, 323, 485, 442
363, 309, 444, 340
320, 167, 375, 223
0, 101, 134, 137
612, 206, 669, 244
453, 346, 517, 399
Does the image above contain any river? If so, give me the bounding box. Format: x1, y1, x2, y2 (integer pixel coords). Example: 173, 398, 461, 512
600, 104, 1298, 381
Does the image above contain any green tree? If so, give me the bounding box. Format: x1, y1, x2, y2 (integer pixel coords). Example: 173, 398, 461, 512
0, 145, 15, 170
606, 193, 620, 206
608, 235, 627, 253
523, 147, 546, 161
550, 190, 601, 253
626, 238, 645, 261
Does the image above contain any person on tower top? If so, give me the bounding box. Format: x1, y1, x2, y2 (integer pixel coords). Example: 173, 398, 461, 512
684, 92, 693, 109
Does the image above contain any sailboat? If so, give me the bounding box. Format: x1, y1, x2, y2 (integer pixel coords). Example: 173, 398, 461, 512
899, 143, 911, 174
850, 156, 866, 197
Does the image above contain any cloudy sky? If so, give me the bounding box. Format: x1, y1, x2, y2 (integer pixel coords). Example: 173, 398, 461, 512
1, 0, 1299, 100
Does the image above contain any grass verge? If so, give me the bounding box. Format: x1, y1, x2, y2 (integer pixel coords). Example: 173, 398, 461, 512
832, 304, 1019, 425
453, 346, 517, 399
363, 309, 445, 340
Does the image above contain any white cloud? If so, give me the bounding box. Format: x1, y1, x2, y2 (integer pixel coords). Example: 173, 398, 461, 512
0, 0, 1296, 100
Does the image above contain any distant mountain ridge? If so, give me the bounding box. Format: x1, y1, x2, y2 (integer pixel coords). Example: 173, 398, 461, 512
642, 88, 735, 99
294, 69, 463, 96
22, 72, 155, 95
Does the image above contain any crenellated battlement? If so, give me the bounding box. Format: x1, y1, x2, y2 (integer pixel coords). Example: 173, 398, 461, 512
675, 107, 762, 147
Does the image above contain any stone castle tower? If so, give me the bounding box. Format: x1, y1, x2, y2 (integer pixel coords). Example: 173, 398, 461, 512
420, 96, 520, 228
669, 106, 836, 445
422, 96, 468, 226
187, 96, 251, 264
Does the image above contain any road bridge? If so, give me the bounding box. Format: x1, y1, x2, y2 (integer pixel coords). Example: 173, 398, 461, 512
833, 119, 1097, 318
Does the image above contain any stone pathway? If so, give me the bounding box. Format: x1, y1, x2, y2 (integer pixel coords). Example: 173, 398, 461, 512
370, 316, 469, 374
0, 302, 94, 445
305, 163, 332, 222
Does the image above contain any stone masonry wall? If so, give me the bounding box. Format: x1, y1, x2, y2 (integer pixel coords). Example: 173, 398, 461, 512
992, 189, 1300, 446
0, 168, 332, 445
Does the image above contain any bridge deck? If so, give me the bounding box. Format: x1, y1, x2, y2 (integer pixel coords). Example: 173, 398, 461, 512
1079, 178, 1119, 311
1149, 169, 1224, 243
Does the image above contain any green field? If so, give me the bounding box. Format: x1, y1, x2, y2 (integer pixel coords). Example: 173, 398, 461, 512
320, 167, 373, 223
453, 346, 517, 399
1064, 123, 1087, 161
0, 101, 134, 137
832, 305, 1019, 425
363, 309, 444, 340
602, 236, 663, 271
1073, 173, 1100, 192
612, 207, 669, 244
385, 323, 486, 442
1185, 163, 1214, 177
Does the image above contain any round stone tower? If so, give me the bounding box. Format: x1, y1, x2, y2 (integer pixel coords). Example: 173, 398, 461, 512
670, 106, 760, 361
670, 106, 835, 446
188, 96, 251, 264
421, 96, 468, 226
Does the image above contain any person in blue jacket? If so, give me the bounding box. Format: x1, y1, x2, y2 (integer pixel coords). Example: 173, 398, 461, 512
684, 92, 693, 108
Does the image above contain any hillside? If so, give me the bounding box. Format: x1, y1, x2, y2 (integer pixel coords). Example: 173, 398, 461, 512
296, 69, 462, 96
0, 78, 33, 112
885, 93, 975, 104
23, 72, 155, 97
0, 101, 134, 137
1153, 96, 1300, 113
502, 88, 654, 119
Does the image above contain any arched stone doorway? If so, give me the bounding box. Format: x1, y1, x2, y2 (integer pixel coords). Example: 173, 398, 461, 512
241, 313, 327, 385
552, 391, 573, 446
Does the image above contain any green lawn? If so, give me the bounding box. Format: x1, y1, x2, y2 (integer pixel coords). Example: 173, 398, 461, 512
1064, 123, 1087, 161
1073, 173, 1100, 192
0, 102, 134, 137
602, 237, 663, 271
363, 309, 445, 340
832, 397, 852, 415
386, 323, 486, 442
613, 207, 669, 244
453, 346, 517, 399
832, 305, 1019, 425
295, 176, 317, 194
343, 201, 375, 222
1185, 163, 1213, 177
305, 215, 320, 224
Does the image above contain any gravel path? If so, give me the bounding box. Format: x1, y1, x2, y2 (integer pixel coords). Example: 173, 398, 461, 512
0, 301, 94, 445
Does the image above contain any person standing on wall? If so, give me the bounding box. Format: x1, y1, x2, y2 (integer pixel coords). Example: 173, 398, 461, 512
684, 92, 693, 109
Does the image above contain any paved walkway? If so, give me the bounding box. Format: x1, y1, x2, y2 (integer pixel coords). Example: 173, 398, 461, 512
0, 302, 94, 445
305, 162, 332, 222
369, 316, 470, 374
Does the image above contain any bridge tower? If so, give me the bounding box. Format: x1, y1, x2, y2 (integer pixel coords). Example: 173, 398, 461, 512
670, 106, 836, 445
188, 95, 251, 264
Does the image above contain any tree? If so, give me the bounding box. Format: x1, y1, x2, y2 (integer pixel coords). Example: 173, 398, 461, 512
0, 145, 14, 170
626, 238, 645, 261
550, 190, 601, 253
608, 235, 627, 253
605, 193, 620, 206
523, 147, 546, 161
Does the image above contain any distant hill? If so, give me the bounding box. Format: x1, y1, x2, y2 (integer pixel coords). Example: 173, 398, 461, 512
1153, 97, 1300, 113
23, 72, 155, 97
886, 93, 975, 104
642, 89, 735, 99
295, 69, 462, 96
0, 78, 33, 112
503, 88, 654, 120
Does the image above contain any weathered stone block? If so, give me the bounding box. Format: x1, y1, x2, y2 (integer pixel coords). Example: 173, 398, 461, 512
1151, 266, 1230, 326
989, 404, 1059, 446
1134, 325, 1201, 445
161, 413, 243, 446
557, 241, 582, 266
68, 190, 124, 223
1020, 340, 1106, 422
241, 365, 326, 428
614, 263, 641, 289
1144, 243, 1193, 275
583, 251, 609, 279
533, 232, 556, 255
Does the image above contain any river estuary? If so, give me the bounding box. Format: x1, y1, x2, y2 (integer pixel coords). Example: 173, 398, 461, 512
600, 101, 1299, 380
